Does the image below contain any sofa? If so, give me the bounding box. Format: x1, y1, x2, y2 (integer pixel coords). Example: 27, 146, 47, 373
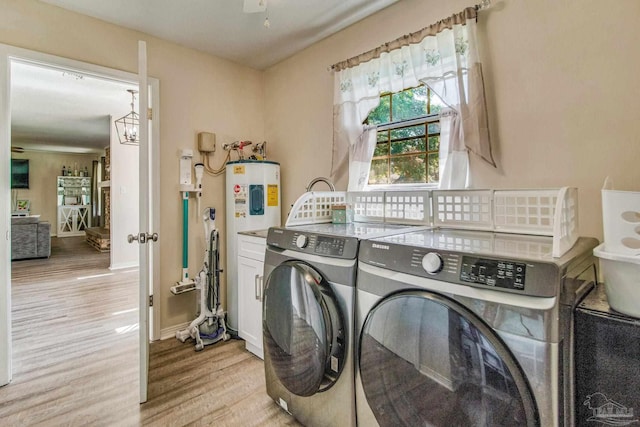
11, 216, 51, 260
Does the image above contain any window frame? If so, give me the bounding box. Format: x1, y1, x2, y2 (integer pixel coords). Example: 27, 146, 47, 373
364, 86, 442, 190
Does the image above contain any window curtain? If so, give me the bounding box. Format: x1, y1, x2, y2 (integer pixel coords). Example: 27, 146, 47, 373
347, 125, 377, 191
331, 6, 495, 190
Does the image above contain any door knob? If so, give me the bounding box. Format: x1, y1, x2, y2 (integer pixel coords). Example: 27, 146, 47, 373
128, 232, 159, 244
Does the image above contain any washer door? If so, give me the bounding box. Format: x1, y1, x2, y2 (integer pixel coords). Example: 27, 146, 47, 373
359, 290, 539, 427
263, 260, 345, 397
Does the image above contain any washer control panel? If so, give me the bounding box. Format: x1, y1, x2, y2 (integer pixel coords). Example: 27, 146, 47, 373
460, 256, 526, 291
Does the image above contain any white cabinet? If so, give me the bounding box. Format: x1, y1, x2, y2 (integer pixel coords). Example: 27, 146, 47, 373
237, 233, 267, 359
56, 176, 91, 237
57, 205, 91, 236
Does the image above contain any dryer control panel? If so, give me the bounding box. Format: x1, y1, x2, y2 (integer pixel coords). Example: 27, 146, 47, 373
267, 227, 359, 260
359, 240, 561, 297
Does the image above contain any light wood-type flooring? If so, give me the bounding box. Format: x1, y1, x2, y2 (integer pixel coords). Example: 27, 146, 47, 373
1, 236, 301, 426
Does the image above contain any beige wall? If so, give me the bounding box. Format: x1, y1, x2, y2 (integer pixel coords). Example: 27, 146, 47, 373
265, 0, 640, 241
2, 0, 265, 331
4, 0, 640, 332
11, 151, 98, 230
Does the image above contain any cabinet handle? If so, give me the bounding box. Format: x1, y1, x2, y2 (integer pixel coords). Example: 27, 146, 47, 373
259, 275, 264, 302
255, 274, 260, 300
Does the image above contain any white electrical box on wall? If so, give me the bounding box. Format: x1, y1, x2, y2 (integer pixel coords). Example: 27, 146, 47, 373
179, 149, 193, 189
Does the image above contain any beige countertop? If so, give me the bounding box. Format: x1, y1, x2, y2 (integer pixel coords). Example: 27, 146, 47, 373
237, 228, 269, 239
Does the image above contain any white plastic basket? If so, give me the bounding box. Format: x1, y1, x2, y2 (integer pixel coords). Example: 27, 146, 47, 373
602, 187, 640, 256
494, 190, 559, 234
348, 191, 385, 222
494, 188, 579, 259
286, 188, 579, 257
432, 190, 493, 230
594, 243, 640, 318
383, 191, 431, 225
285, 191, 346, 226
433, 187, 579, 257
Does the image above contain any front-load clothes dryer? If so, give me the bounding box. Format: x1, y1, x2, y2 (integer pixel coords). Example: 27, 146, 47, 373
355, 229, 598, 427
262, 222, 422, 427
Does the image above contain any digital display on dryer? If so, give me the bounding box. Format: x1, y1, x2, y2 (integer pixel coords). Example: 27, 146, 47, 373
314, 236, 345, 256
460, 256, 526, 291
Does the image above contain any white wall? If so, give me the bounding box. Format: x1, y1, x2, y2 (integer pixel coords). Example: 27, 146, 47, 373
109, 120, 139, 269
265, 0, 640, 241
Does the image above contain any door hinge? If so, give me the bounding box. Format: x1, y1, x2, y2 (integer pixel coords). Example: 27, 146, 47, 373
149, 295, 154, 307
147, 108, 153, 120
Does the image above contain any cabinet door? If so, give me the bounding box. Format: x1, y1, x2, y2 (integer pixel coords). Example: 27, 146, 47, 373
237, 255, 264, 359
58, 206, 75, 235
57, 205, 91, 236
76, 206, 90, 232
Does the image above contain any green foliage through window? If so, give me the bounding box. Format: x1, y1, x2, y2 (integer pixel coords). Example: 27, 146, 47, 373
365, 85, 443, 185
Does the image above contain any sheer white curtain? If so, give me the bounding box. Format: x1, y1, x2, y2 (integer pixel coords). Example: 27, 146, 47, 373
331, 7, 495, 190
347, 125, 377, 191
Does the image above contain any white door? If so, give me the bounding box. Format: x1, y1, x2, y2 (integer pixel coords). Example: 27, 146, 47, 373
0, 43, 161, 401
0, 46, 11, 387
127, 40, 158, 403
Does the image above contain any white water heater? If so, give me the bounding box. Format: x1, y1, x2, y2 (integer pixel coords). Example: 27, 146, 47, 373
225, 160, 281, 332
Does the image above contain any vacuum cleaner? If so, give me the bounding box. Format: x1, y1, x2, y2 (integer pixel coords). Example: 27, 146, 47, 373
175, 207, 230, 351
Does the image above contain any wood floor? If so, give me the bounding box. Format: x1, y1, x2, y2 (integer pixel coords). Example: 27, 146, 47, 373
1, 237, 301, 426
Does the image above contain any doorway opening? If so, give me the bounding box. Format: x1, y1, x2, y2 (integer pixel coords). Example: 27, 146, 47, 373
8, 59, 141, 397
1, 45, 160, 400
11, 60, 140, 268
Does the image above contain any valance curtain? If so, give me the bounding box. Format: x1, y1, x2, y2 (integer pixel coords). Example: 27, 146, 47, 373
331, 6, 495, 190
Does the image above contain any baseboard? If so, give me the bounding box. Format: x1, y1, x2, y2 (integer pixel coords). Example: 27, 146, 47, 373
160, 321, 190, 340
109, 261, 139, 270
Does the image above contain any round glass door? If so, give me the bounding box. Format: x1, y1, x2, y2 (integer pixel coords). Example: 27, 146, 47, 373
359, 290, 539, 427
263, 260, 345, 397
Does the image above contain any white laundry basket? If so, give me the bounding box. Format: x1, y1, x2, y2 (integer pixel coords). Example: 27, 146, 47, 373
602, 188, 640, 255
593, 243, 640, 318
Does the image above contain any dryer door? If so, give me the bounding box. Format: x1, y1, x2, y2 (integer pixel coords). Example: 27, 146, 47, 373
263, 260, 345, 397
359, 290, 539, 427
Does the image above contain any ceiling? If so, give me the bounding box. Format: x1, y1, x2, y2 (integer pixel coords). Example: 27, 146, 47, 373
11, 61, 137, 153
12, 0, 398, 153
39, 0, 399, 70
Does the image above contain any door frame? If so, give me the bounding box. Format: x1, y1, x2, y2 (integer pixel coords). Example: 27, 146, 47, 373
0, 43, 161, 389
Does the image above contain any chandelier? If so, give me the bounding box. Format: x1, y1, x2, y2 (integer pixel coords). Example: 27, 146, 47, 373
114, 89, 139, 145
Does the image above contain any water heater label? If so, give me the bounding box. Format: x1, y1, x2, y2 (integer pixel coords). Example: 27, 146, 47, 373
267, 184, 279, 207
233, 165, 245, 174
234, 184, 247, 217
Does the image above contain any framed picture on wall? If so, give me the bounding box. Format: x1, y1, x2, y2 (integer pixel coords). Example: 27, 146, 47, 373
16, 200, 30, 211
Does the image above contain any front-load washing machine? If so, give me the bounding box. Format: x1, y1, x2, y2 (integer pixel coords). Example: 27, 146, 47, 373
262, 222, 423, 427
355, 229, 598, 427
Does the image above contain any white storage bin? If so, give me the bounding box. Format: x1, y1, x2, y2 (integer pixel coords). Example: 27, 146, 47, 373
594, 243, 640, 318
602, 188, 640, 255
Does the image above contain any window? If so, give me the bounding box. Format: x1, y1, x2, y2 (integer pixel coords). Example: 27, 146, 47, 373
365, 85, 444, 186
